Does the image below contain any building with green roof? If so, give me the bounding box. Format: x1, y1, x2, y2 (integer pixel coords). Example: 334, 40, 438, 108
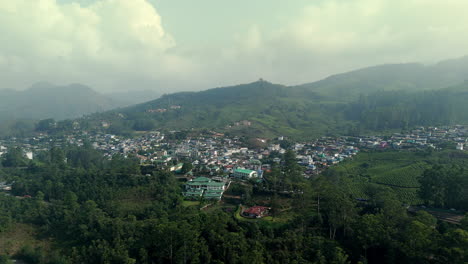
204, 189, 224, 200
233, 168, 258, 179
184, 177, 227, 200
183, 189, 203, 199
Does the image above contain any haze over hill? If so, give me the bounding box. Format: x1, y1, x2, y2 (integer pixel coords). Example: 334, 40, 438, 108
2, 56, 468, 138
89, 56, 468, 138
0, 83, 160, 121
297, 56, 468, 100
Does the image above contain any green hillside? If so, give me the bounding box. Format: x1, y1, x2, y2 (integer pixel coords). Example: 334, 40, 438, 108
327, 150, 468, 205
92, 79, 468, 139
96, 80, 351, 138
297, 56, 468, 101
5, 57, 468, 139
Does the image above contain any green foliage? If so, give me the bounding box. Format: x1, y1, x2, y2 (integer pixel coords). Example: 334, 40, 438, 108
1, 147, 28, 168
16, 245, 43, 264
419, 165, 468, 210
83, 70, 468, 139
327, 150, 468, 206
36, 119, 56, 132
345, 88, 468, 130
1, 146, 467, 263
0, 255, 12, 264
93, 81, 351, 139
180, 162, 193, 174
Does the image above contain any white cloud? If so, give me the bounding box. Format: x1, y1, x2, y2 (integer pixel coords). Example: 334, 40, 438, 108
216, 0, 468, 85
1, 0, 468, 92
284, 0, 468, 59
0, 0, 192, 91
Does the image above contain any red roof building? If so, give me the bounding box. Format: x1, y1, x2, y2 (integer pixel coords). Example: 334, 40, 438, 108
242, 206, 270, 218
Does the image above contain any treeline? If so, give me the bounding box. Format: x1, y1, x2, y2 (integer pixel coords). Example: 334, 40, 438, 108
0, 147, 467, 263
345, 88, 468, 132
419, 164, 468, 210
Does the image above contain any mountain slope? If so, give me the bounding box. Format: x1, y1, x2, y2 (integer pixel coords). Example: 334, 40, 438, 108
104, 90, 162, 107
297, 56, 468, 100
96, 80, 351, 138
98, 76, 468, 138
48, 55, 468, 138
0, 83, 121, 121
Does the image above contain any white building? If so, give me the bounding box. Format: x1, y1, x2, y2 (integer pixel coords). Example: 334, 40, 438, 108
25, 151, 33, 160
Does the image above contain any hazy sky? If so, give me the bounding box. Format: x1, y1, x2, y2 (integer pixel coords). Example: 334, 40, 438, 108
1, 0, 468, 92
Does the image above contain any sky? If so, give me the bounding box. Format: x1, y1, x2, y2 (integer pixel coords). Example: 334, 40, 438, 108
1, 0, 468, 93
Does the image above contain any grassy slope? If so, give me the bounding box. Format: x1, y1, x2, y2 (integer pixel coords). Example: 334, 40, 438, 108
328, 150, 468, 204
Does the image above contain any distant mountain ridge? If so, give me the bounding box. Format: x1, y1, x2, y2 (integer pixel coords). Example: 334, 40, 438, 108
0, 83, 121, 121
297, 56, 468, 100
0, 83, 163, 122
3, 56, 468, 138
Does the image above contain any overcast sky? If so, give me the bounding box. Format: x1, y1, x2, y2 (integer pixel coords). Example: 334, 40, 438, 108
1, 0, 468, 92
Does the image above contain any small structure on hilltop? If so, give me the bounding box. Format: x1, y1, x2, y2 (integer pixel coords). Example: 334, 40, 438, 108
242, 206, 271, 219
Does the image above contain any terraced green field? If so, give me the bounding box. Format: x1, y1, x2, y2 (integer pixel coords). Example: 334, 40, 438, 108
329, 149, 468, 204
328, 151, 436, 204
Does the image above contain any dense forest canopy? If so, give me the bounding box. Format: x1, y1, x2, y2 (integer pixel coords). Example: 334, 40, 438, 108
0, 146, 467, 263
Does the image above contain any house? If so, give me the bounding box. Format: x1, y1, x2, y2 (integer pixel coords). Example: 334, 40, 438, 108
242, 206, 270, 218
184, 177, 226, 200
233, 168, 258, 179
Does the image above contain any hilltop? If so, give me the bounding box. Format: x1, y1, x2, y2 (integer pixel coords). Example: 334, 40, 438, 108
297, 56, 468, 100
91, 56, 468, 138
5, 56, 468, 139
96, 80, 344, 138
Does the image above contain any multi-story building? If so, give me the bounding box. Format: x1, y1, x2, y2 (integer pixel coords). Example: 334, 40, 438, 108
184, 177, 226, 200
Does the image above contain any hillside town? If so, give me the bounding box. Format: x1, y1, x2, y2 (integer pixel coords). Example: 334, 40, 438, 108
1, 125, 468, 200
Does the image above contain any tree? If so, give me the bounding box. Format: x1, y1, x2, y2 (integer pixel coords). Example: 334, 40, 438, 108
180, 163, 193, 174
400, 220, 437, 261
1, 147, 27, 167
321, 185, 356, 240
36, 118, 56, 132
437, 228, 468, 263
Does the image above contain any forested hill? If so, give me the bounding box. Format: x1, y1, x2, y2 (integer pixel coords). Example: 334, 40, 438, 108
6, 56, 468, 138
0, 83, 121, 121
93, 77, 468, 138
97, 80, 341, 138
344, 83, 468, 132
296, 56, 468, 100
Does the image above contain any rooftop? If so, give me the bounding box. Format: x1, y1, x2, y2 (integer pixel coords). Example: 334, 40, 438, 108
191, 177, 211, 182
234, 168, 256, 174
244, 206, 270, 215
